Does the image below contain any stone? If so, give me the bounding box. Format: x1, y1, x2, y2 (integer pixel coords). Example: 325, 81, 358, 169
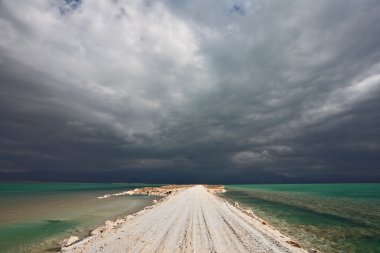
61, 236, 79, 248
90, 226, 106, 236
286, 240, 302, 248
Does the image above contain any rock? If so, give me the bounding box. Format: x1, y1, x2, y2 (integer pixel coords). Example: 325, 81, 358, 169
262, 221, 266, 225
307, 249, 319, 253
90, 228, 102, 236
286, 240, 302, 248
105, 220, 115, 227
153, 200, 158, 204
115, 219, 124, 225
61, 236, 79, 248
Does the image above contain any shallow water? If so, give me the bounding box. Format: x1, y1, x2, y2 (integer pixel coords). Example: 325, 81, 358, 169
0, 183, 159, 252
223, 184, 380, 253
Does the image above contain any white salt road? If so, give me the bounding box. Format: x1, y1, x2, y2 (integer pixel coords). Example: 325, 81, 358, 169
62, 185, 306, 253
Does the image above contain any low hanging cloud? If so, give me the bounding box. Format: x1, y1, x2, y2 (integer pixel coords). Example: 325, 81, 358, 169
0, 0, 380, 183
232, 151, 271, 166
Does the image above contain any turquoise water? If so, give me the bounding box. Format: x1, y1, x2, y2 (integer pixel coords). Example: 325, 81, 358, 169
0, 183, 160, 253
223, 184, 380, 253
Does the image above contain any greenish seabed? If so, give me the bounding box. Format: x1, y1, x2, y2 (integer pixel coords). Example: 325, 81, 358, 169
1, 183, 379, 253
223, 183, 380, 253
0, 183, 160, 253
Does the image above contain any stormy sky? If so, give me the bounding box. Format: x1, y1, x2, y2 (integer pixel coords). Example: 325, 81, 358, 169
1, 0, 380, 183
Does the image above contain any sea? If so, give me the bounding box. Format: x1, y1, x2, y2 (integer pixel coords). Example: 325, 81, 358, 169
0, 183, 160, 253
223, 183, 380, 253
1, 183, 379, 253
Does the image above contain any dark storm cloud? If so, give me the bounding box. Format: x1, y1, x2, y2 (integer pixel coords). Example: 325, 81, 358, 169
0, 0, 380, 183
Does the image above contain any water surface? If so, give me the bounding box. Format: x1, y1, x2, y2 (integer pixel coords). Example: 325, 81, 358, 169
223, 183, 380, 253
0, 183, 159, 252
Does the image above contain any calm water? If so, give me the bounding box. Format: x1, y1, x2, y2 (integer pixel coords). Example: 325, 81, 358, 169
0, 183, 160, 253
223, 184, 380, 253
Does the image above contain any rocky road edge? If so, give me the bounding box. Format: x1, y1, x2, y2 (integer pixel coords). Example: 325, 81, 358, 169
60, 185, 319, 253
60, 185, 221, 248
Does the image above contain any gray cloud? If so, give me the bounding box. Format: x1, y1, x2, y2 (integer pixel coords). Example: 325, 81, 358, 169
0, 0, 380, 183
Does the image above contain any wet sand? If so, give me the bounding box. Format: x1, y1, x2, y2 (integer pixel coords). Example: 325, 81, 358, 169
62, 185, 307, 253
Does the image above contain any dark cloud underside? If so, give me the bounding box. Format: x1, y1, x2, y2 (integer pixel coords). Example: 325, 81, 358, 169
0, 0, 380, 183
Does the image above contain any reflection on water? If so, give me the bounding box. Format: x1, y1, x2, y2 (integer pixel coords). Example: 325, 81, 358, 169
223, 184, 380, 253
